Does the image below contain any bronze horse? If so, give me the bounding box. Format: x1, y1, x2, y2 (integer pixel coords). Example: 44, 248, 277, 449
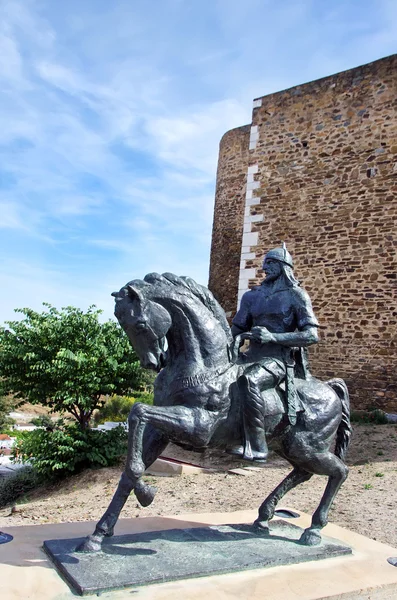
78, 273, 351, 552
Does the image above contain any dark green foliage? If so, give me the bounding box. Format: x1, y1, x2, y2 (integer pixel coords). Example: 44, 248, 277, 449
12, 424, 128, 479
0, 428, 25, 440
128, 390, 153, 404
0, 396, 15, 432
0, 304, 146, 429
350, 409, 389, 425
30, 415, 54, 429
93, 392, 154, 424
0, 467, 40, 508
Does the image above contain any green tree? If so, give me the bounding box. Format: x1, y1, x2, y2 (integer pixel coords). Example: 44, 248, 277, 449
0, 304, 145, 430
0, 395, 15, 431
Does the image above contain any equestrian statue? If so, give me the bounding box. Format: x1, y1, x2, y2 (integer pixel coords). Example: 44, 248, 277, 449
78, 245, 351, 552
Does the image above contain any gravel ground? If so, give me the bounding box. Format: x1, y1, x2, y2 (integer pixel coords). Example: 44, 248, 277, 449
1, 424, 397, 547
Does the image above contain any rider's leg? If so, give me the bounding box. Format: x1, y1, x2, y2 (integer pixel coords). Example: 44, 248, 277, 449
231, 361, 285, 461
240, 368, 270, 461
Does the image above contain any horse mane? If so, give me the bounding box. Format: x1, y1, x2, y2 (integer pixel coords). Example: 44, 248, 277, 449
143, 272, 232, 343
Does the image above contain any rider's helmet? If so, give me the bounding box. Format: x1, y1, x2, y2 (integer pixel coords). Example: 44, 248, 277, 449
264, 242, 293, 268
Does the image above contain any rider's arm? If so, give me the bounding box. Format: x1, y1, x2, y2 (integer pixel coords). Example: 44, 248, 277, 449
269, 325, 318, 347
231, 290, 254, 337
231, 323, 246, 337
283, 287, 319, 346
249, 324, 318, 346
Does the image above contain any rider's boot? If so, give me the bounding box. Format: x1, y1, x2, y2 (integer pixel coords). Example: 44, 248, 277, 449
243, 377, 268, 461
243, 423, 268, 462
228, 376, 268, 462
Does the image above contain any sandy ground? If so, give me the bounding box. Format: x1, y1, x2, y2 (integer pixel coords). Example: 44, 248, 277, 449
1, 424, 397, 548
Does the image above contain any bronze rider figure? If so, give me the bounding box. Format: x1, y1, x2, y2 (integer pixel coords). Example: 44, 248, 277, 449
230, 244, 319, 462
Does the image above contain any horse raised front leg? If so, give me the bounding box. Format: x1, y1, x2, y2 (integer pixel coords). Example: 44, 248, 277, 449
125, 401, 221, 507
127, 402, 218, 472
299, 452, 348, 546
254, 467, 312, 534
77, 424, 168, 553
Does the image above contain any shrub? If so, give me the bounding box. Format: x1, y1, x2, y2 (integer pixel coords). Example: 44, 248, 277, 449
0, 305, 146, 429
132, 390, 154, 405
94, 392, 153, 424
0, 428, 26, 440
12, 424, 128, 479
0, 396, 15, 432
30, 415, 54, 429
350, 409, 389, 425
0, 467, 41, 508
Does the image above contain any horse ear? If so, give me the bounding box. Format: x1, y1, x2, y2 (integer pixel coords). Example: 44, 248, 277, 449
111, 291, 119, 298
127, 285, 144, 302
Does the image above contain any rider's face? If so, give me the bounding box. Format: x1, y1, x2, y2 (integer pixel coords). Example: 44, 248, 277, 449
263, 258, 282, 281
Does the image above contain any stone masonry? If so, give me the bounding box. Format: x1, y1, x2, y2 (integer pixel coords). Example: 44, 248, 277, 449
209, 124, 251, 318
209, 54, 397, 411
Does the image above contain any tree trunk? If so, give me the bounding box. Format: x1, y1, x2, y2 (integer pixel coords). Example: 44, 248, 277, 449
78, 411, 91, 430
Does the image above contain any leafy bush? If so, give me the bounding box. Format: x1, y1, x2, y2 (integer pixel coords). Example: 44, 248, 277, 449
0, 428, 26, 440
128, 390, 153, 405
0, 467, 41, 508
94, 392, 153, 424
0, 305, 146, 429
0, 396, 15, 432
12, 424, 128, 479
30, 415, 55, 429
350, 409, 389, 425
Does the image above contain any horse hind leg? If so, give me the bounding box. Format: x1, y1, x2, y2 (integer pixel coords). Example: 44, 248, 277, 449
254, 467, 312, 533
299, 452, 348, 546
77, 425, 168, 553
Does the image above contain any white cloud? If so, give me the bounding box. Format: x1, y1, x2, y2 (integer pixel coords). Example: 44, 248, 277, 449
54, 195, 104, 216
0, 32, 24, 84
0, 0, 396, 325
145, 99, 249, 175
0, 202, 27, 230
0, 259, 116, 323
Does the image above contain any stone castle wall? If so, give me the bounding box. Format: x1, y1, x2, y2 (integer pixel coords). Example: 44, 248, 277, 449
209, 125, 251, 316
209, 54, 397, 411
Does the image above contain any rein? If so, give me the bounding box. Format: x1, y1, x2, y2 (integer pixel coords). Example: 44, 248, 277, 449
170, 362, 232, 393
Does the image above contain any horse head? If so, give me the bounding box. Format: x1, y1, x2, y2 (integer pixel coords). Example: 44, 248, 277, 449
111, 282, 171, 372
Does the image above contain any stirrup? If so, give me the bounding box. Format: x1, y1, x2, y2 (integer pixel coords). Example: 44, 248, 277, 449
243, 440, 268, 462
227, 445, 245, 457
243, 450, 268, 462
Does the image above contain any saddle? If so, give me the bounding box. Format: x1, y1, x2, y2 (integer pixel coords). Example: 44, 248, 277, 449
238, 347, 309, 426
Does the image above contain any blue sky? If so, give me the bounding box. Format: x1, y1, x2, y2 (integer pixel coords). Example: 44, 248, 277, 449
1, 0, 396, 322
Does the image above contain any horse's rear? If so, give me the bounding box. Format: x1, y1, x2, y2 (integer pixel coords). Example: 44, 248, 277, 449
208, 373, 352, 461
326, 378, 352, 461
271, 376, 351, 459
255, 376, 352, 546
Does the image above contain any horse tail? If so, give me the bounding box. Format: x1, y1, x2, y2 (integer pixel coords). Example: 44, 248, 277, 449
327, 378, 352, 462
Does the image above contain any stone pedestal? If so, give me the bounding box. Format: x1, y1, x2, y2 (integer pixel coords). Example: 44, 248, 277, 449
43, 520, 352, 595
1, 509, 397, 599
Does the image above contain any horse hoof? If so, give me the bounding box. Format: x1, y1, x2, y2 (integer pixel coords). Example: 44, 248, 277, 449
104, 527, 114, 538
76, 535, 103, 553
253, 519, 270, 535
135, 482, 157, 507
299, 528, 322, 546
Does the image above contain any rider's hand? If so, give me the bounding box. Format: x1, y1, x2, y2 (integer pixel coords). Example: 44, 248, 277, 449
250, 326, 275, 345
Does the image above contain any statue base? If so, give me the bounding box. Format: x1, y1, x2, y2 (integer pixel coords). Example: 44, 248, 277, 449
3, 510, 397, 599
43, 520, 351, 596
